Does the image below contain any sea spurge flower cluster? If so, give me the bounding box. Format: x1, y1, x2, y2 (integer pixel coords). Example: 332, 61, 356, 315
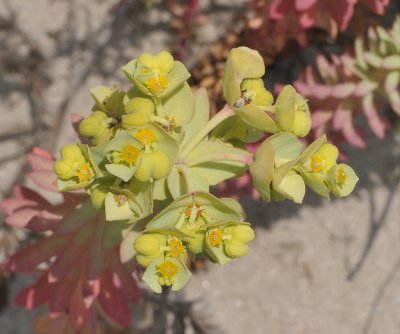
1, 46, 359, 331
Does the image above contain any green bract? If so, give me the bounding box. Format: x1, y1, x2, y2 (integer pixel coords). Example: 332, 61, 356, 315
53, 48, 359, 293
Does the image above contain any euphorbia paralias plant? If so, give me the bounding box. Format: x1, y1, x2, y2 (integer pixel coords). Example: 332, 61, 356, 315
1, 47, 358, 332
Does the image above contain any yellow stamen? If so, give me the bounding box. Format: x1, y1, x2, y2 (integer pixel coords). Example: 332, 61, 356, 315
120, 144, 139, 165
76, 162, 94, 183
184, 203, 203, 220
157, 260, 179, 281
208, 227, 223, 247
167, 238, 186, 257
337, 167, 347, 186
163, 115, 176, 131
311, 154, 325, 173
135, 128, 156, 145
146, 75, 168, 94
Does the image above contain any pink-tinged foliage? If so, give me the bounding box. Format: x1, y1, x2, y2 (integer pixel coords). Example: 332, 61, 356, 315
268, 0, 388, 32
246, 0, 308, 55
0, 148, 140, 333
294, 54, 391, 149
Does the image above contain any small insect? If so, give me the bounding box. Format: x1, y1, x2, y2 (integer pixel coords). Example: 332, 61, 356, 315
233, 89, 251, 108
114, 194, 128, 207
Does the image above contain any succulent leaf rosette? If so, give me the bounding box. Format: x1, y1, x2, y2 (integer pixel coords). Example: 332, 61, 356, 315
1, 47, 359, 332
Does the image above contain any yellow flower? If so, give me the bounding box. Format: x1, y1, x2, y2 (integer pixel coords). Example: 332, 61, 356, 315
146, 75, 168, 94
167, 237, 186, 257
157, 260, 179, 286
135, 128, 156, 145
120, 144, 139, 166
76, 162, 94, 183
308, 143, 339, 174
208, 227, 223, 247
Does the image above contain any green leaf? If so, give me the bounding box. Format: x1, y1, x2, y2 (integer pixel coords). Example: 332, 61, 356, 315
382, 55, 400, 70
187, 139, 251, 185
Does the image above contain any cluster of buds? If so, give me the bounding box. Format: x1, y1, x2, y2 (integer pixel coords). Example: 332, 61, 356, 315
1, 46, 359, 332
295, 16, 400, 148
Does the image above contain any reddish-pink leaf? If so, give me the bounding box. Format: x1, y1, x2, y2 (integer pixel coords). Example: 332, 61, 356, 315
86, 219, 108, 280
5, 235, 70, 272
27, 152, 54, 172
49, 265, 81, 313
98, 269, 131, 328
50, 222, 94, 279
15, 272, 51, 309
29, 170, 58, 192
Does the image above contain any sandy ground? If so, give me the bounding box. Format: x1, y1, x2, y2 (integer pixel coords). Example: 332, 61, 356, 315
0, 0, 400, 333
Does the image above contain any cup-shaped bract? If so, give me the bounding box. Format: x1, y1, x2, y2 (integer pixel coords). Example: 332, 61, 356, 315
223, 47, 277, 134
122, 51, 191, 99
274, 85, 312, 137
54, 144, 98, 191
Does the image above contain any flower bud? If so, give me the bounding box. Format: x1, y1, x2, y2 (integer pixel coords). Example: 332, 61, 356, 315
135, 154, 153, 182
183, 231, 205, 255
135, 151, 170, 182
60, 144, 85, 165
241, 78, 273, 106
134, 233, 166, 267
90, 184, 109, 209
224, 240, 249, 258
138, 51, 174, 74
225, 225, 255, 244
151, 151, 170, 179
53, 160, 75, 180
275, 86, 311, 137
304, 143, 339, 174
122, 97, 154, 128
79, 112, 108, 140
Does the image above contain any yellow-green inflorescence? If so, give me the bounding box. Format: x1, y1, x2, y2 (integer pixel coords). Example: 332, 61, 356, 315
53, 47, 359, 293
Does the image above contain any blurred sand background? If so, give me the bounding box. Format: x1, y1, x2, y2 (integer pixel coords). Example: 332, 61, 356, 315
0, 0, 399, 333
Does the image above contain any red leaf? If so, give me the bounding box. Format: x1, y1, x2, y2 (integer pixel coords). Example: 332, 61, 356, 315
5, 235, 70, 272
98, 269, 131, 328
15, 272, 51, 309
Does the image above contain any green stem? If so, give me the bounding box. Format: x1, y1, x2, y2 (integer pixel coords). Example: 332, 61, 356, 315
179, 104, 235, 159
154, 97, 164, 117
176, 163, 195, 194
186, 153, 253, 167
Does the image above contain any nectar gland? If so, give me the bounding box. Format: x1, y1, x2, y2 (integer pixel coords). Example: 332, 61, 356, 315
120, 144, 139, 165
157, 260, 179, 282
208, 227, 223, 247
146, 74, 168, 94
136, 128, 156, 146
337, 166, 347, 186
76, 162, 94, 183
310, 154, 324, 173
167, 238, 186, 257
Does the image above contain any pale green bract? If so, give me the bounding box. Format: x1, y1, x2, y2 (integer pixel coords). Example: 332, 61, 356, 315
53, 47, 359, 293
